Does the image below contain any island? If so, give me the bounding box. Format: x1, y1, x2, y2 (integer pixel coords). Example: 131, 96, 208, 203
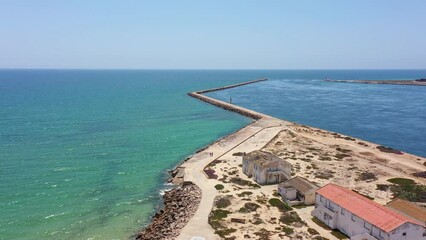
136, 79, 426, 240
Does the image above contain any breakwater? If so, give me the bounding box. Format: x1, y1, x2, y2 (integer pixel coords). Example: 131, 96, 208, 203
137, 78, 273, 240
324, 79, 426, 86
136, 182, 201, 240
188, 78, 271, 120
196, 78, 268, 94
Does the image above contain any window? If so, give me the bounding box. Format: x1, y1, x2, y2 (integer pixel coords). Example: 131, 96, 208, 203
402, 232, 406, 236
320, 196, 324, 202
351, 214, 356, 222
364, 221, 372, 230
341, 208, 345, 215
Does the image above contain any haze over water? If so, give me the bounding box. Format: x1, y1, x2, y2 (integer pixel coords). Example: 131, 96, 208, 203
1, 69, 425, 239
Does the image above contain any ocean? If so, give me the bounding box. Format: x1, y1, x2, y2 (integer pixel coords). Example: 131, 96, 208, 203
1, 70, 425, 239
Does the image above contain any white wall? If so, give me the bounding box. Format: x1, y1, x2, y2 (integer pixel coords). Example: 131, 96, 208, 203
389, 223, 426, 240
313, 194, 426, 240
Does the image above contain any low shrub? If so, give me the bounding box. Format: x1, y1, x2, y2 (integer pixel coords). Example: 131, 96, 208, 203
331, 230, 348, 240
232, 152, 245, 156
215, 196, 231, 208
308, 228, 319, 235
204, 168, 218, 179
376, 184, 390, 191
254, 228, 271, 239
391, 183, 426, 202
215, 184, 225, 190
282, 226, 294, 236
377, 146, 403, 154
279, 211, 302, 225
215, 228, 236, 238
268, 198, 292, 211
210, 209, 231, 221
237, 191, 253, 197
356, 172, 377, 181
229, 177, 260, 188
387, 178, 415, 185
312, 217, 331, 230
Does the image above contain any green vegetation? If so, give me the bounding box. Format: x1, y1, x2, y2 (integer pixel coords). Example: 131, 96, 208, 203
292, 204, 309, 209
215, 197, 231, 209
282, 226, 294, 236
312, 218, 348, 239
376, 184, 390, 191
215, 228, 236, 239
387, 178, 415, 185
312, 217, 332, 230
254, 228, 271, 239
334, 153, 351, 160
268, 198, 292, 211
331, 230, 348, 240
210, 209, 231, 221
237, 191, 253, 197
313, 236, 330, 240
319, 156, 332, 161
229, 177, 260, 188
391, 183, 426, 202
239, 202, 260, 213
386, 177, 425, 202
377, 145, 402, 154
256, 196, 268, 205
232, 152, 245, 156
308, 228, 319, 235
279, 211, 302, 225
215, 184, 225, 190
272, 191, 281, 197
356, 171, 377, 181
208, 209, 235, 239
336, 147, 352, 153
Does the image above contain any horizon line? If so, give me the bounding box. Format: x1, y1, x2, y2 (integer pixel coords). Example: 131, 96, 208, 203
1, 68, 426, 71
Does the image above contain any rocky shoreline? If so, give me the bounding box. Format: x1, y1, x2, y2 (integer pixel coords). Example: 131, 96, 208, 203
136, 181, 201, 240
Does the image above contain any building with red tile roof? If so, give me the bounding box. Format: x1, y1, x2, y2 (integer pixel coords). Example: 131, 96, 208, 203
312, 183, 426, 240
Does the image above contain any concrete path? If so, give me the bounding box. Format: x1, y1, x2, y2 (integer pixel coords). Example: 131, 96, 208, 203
177, 118, 288, 240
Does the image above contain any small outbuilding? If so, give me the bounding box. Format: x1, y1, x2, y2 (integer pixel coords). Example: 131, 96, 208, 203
278, 176, 319, 206
242, 150, 291, 185
386, 198, 426, 225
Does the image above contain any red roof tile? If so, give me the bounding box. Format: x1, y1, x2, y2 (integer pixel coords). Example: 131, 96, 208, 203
316, 183, 423, 233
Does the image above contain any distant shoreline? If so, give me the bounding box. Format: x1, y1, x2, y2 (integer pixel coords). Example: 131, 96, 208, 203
324, 79, 426, 86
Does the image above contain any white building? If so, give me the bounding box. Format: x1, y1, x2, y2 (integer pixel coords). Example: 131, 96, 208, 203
278, 176, 318, 206
312, 183, 426, 240
242, 150, 291, 185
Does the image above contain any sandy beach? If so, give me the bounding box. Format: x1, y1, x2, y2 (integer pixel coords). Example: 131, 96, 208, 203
138, 79, 426, 240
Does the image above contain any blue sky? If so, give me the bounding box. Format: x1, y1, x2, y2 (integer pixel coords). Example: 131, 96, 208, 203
1, 1, 425, 69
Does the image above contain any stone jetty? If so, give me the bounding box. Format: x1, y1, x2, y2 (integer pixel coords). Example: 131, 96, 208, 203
188, 78, 271, 120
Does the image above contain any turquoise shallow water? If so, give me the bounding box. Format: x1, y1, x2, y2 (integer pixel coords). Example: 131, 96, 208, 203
1, 70, 425, 239
0, 70, 255, 240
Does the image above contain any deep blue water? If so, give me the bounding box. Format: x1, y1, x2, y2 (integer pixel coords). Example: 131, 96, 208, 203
0, 69, 425, 239
207, 70, 426, 157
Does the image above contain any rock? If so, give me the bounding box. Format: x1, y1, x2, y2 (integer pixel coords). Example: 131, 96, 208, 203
135, 181, 201, 240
